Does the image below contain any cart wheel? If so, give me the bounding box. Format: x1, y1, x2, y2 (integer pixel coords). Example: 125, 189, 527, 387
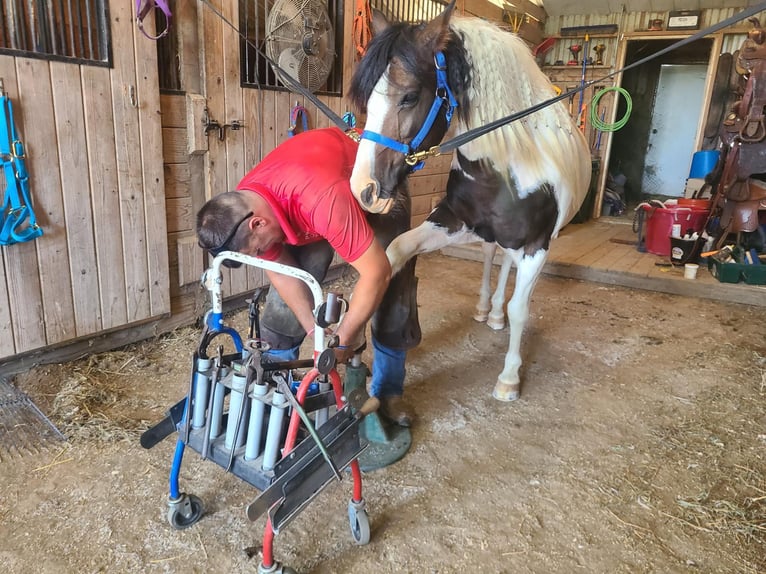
348, 500, 371, 545
167, 494, 204, 530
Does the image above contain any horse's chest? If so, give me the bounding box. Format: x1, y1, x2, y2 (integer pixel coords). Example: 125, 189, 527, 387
440, 164, 559, 251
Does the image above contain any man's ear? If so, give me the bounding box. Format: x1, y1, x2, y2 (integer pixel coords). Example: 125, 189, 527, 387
248, 215, 267, 230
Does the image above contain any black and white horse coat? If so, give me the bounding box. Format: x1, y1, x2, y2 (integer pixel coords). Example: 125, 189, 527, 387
348, 5, 591, 400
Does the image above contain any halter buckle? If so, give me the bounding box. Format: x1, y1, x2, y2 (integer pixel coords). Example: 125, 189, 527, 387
345, 129, 361, 142
405, 146, 440, 166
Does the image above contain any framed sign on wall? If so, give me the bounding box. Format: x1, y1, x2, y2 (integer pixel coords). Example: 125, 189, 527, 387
667, 10, 701, 31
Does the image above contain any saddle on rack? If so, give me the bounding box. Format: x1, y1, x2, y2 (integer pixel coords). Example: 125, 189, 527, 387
710, 18, 766, 236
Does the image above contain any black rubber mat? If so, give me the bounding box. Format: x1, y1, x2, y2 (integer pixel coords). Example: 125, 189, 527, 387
0, 378, 65, 460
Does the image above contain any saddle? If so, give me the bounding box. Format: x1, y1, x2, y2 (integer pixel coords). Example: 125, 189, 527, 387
714, 19, 766, 234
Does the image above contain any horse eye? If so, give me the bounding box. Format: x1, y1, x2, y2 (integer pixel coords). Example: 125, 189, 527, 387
399, 92, 419, 108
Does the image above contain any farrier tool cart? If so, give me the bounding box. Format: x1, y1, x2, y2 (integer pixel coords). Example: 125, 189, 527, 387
141, 251, 375, 574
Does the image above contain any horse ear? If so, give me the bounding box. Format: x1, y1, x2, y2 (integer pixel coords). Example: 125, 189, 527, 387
422, 0, 456, 51
371, 9, 391, 36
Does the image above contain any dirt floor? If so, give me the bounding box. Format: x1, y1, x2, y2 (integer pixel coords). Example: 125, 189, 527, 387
2, 251, 765, 574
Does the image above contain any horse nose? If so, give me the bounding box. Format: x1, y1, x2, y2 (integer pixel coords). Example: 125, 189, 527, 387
360, 182, 377, 208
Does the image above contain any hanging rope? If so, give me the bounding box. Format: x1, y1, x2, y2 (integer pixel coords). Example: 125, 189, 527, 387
590, 86, 632, 132
352, 0, 373, 61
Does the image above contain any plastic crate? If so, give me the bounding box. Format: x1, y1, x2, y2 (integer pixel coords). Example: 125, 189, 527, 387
708, 258, 766, 285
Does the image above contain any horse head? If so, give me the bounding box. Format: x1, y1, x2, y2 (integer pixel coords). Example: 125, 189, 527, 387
349, 0, 461, 214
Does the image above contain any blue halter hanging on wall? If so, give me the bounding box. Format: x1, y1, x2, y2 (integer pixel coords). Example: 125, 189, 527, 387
0, 92, 43, 246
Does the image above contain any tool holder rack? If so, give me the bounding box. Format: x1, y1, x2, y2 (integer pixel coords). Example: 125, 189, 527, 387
144, 251, 372, 574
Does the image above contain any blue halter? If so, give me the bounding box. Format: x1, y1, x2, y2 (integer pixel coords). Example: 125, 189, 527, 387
360, 51, 458, 171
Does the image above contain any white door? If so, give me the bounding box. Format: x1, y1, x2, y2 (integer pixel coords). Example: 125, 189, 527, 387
642, 64, 708, 197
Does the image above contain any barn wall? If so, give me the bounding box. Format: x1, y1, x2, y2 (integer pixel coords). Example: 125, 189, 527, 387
539, 6, 760, 217
0, 0, 508, 373
0, 1, 169, 363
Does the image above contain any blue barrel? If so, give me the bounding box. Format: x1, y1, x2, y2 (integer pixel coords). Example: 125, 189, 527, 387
688, 150, 720, 179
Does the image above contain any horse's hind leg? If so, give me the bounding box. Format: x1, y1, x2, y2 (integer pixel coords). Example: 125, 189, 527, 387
473, 242, 497, 323
486, 249, 513, 330
493, 248, 547, 402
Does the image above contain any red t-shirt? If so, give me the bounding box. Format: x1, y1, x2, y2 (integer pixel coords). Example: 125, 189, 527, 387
236, 127, 374, 262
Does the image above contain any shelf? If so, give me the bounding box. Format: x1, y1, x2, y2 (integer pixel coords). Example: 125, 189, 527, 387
543, 65, 612, 70
551, 33, 617, 40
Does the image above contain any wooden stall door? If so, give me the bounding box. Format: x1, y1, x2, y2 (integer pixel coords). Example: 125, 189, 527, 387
0, 1, 170, 361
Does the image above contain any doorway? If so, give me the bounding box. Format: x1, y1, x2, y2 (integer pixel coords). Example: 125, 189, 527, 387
606, 38, 713, 211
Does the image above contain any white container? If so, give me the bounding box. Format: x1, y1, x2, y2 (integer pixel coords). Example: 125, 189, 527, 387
684, 263, 699, 280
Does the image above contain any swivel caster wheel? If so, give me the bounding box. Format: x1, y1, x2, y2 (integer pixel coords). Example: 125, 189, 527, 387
167, 493, 204, 530
348, 499, 371, 545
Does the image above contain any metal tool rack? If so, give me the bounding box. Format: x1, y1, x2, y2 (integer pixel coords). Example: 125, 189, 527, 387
141, 251, 372, 574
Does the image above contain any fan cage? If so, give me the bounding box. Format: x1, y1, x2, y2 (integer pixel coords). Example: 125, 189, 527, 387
240, 0, 343, 95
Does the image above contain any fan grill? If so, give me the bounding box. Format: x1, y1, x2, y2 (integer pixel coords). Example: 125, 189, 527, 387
265, 0, 335, 93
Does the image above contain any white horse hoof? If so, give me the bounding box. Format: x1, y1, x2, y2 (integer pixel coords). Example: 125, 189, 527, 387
492, 381, 520, 402
487, 313, 505, 330
473, 312, 489, 323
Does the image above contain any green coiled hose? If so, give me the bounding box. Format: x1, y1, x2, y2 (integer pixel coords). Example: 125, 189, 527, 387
590, 86, 632, 132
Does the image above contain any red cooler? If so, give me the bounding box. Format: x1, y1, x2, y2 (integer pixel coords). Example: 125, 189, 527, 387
642, 205, 709, 256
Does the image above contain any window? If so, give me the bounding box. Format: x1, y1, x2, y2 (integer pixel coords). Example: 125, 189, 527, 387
240, 0, 344, 95
0, 0, 110, 65
370, 0, 444, 24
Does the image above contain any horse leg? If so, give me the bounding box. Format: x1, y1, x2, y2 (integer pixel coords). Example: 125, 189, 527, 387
493, 248, 547, 402
473, 242, 497, 323
386, 220, 480, 274
486, 248, 513, 331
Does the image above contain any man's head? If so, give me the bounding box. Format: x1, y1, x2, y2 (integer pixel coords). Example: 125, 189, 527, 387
196, 191, 284, 267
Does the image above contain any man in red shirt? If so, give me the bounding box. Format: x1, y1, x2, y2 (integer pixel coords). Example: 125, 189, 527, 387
196, 127, 419, 426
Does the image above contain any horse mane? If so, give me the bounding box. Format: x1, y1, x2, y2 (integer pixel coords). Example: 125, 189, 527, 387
350, 22, 428, 112
447, 17, 590, 224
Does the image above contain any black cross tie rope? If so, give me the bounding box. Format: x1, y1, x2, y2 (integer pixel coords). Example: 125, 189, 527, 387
406, 1, 766, 166
196, 0, 358, 138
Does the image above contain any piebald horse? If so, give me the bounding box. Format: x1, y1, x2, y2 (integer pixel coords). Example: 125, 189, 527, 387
348, 2, 591, 401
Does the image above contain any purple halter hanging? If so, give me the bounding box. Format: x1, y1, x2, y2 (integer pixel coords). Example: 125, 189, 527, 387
135, 0, 173, 40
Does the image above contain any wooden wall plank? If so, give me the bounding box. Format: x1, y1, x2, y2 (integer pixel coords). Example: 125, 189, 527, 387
222, 0, 248, 295
165, 197, 194, 233
159, 93, 186, 127
0, 59, 42, 357
16, 57, 75, 347
134, 15, 171, 317
409, 173, 449, 197
242, 88, 265, 289
202, 0, 233, 295
0, 250, 14, 356
110, 0, 151, 321
82, 66, 128, 331
164, 163, 191, 199
51, 61, 101, 335
162, 127, 188, 163
177, 234, 204, 287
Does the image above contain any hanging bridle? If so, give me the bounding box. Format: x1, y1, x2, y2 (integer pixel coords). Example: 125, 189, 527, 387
359, 51, 458, 171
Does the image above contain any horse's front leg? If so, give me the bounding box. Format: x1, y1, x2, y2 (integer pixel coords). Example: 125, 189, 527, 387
386, 220, 480, 275
486, 249, 514, 331
493, 248, 547, 402
473, 242, 497, 323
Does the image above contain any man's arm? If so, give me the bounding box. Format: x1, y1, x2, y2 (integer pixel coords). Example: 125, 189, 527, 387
265, 250, 317, 335
334, 239, 392, 357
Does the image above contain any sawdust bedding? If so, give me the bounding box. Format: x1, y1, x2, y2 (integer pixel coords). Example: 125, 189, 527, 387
2, 252, 765, 573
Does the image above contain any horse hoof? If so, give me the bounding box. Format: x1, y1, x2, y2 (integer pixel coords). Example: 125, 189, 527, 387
473, 312, 489, 323
487, 314, 505, 330
492, 381, 520, 402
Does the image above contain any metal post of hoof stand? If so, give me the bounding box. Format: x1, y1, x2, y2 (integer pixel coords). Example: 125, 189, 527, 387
344, 356, 411, 472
